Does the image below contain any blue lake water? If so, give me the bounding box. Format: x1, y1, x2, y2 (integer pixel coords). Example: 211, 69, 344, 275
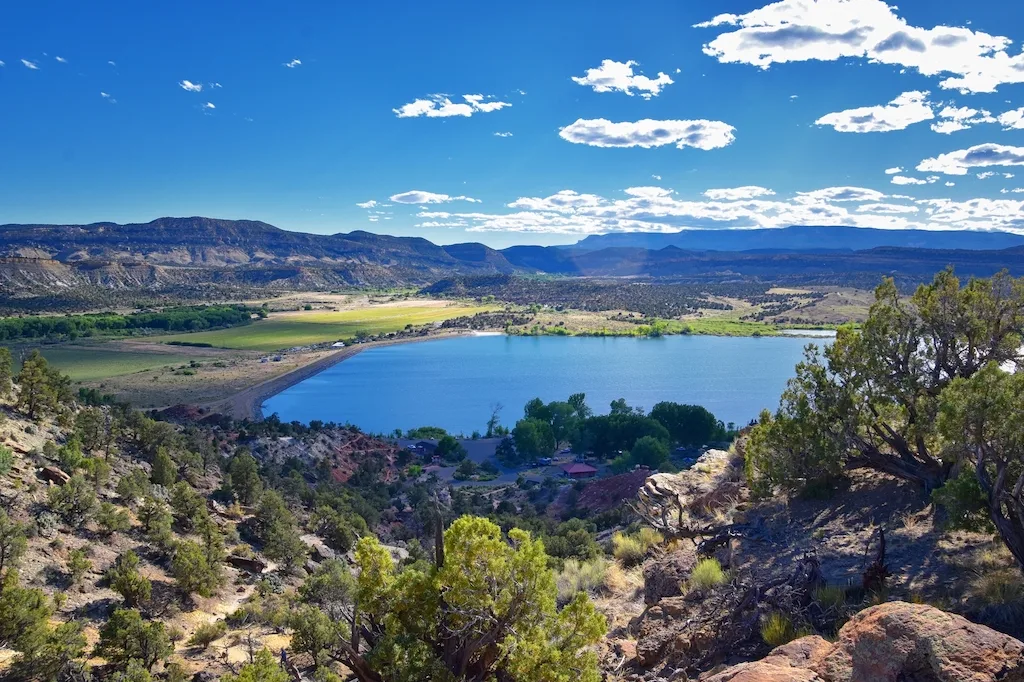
262, 334, 829, 435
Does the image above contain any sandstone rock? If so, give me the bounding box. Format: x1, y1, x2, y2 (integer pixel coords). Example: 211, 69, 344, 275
644, 548, 697, 605
699, 602, 1024, 682
814, 601, 1024, 682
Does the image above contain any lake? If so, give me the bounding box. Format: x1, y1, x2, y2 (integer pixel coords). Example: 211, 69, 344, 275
262, 334, 829, 435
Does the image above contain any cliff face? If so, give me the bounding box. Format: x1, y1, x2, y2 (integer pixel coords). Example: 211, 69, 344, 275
0, 218, 525, 292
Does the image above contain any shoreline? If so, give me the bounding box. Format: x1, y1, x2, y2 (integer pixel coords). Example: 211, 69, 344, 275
214, 331, 472, 421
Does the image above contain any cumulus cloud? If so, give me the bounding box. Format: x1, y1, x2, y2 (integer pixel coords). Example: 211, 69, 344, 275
917, 143, 1024, 175
394, 94, 511, 118
815, 91, 933, 133
389, 191, 481, 204
703, 186, 775, 200
571, 59, 674, 99
21, 59, 39, 70
356, 200, 378, 209
998, 107, 1024, 130
284, 58, 301, 68
891, 175, 940, 185
494, 131, 513, 137
885, 167, 902, 174
558, 118, 736, 150
795, 186, 887, 202
857, 203, 919, 214
930, 105, 995, 134
945, 181, 956, 187
695, 0, 1024, 93
55, 56, 67, 63
179, 80, 203, 92
978, 171, 997, 179
202, 102, 215, 110
412, 184, 1024, 236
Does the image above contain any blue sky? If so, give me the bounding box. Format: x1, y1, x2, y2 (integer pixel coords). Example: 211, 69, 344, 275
3, 0, 1024, 248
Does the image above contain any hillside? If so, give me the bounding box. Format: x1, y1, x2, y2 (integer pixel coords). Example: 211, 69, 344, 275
4, 219, 1024, 307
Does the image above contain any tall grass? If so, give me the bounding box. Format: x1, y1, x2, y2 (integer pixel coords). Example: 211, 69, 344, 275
688, 558, 728, 591
611, 528, 663, 567
760, 612, 811, 648
556, 557, 610, 602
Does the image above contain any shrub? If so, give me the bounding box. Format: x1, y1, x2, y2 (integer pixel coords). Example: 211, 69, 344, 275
47, 475, 97, 525
760, 612, 811, 648
66, 548, 92, 586
187, 620, 227, 649
0, 445, 13, 476
97, 502, 131, 535
556, 557, 609, 603
688, 558, 728, 592
611, 527, 663, 567
107, 551, 151, 607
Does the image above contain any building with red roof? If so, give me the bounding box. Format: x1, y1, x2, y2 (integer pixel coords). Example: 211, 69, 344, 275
561, 462, 598, 479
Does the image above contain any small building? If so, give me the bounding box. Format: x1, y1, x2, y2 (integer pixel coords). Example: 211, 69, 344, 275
561, 462, 598, 479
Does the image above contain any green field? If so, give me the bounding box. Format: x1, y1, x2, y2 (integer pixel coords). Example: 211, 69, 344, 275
152, 304, 492, 351
27, 347, 200, 382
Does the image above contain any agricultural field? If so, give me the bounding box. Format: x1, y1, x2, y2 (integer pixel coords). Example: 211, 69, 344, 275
152, 302, 494, 351
20, 345, 205, 382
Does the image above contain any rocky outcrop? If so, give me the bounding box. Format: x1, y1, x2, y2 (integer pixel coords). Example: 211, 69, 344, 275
643, 548, 696, 605
699, 602, 1024, 682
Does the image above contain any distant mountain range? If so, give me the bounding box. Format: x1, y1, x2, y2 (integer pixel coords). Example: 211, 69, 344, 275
572, 225, 1024, 252
1, 218, 1023, 296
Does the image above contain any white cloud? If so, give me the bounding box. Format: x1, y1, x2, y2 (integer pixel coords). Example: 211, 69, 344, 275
210, 82, 222, 89
815, 91, 933, 133
494, 131, 513, 138
930, 105, 995, 134
558, 118, 736, 150
1005, 173, 1016, 178
284, 59, 301, 68
795, 186, 887, 202
0, 61, 5, 67
55, 56, 67, 63
695, 0, 1024, 94
394, 94, 511, 118
356, 200, 378, 209
892, 174, 937, 184
977, 171, 996, 179
884, 167, 902, 174
998, 107, 1024, 130
99, 92, 116, 103
202, 102, 215, 110
179, 80, 203, 92
918, 143, 1024, 175
412, 184, 1024, 236
107, 60, 116, 67
652, 174, 662, 180
857, 203, 919, 214
945, 181, 956, 186
703, 186, 775, 200
571, 59, 674, 99
389, 191, 481, 204
21, 59, 39, 70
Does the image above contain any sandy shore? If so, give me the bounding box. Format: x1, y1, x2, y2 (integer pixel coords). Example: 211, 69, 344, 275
213, 331, 472, 421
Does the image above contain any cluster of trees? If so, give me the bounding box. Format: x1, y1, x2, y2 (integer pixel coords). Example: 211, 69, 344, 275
746, 269, 1024, 569
504, 393, 731, 471
288, 516, 604, 681
0, 304, 259, 342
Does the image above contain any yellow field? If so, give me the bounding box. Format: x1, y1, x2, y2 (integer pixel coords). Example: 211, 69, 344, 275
152, 303, 492, 351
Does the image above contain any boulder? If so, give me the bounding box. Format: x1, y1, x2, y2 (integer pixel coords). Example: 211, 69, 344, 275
814, 601, 1024, 682
700, 602, 1024, 682
643, 548, 697, 605
39, 466, 70, 485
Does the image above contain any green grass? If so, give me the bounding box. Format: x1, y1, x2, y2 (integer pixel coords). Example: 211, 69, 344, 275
29, 348, 199, 382
689, 558, 728, 591
151, 304, 492, 351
